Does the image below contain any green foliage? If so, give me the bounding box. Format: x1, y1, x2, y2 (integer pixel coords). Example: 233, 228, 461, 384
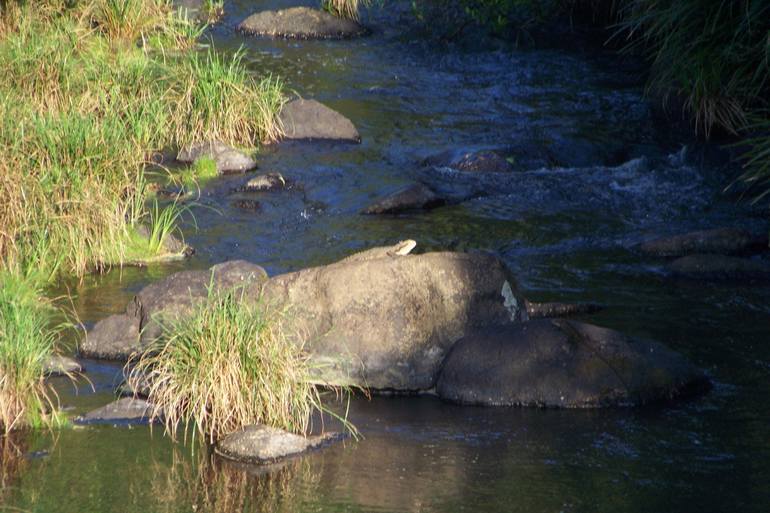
0, 0, 285, 277
0, 272, 70, 433
128, 287, 355, 443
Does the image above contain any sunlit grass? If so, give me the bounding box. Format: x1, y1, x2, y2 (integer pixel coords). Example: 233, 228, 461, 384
321, 0, 369, 20
127, 287, 356, 444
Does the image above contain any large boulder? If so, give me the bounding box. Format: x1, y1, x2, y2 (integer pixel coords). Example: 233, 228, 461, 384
639, 227, 768, 257
436, 319, 710, 408
260, 245, 528, 391
237, 7, 367, 39
279, 99, 360, 143
75, 398, 156, 425
215, 425, 345, 465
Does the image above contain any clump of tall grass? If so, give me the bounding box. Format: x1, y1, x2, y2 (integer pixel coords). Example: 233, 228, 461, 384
0, 272, 69, 433
0, 0, 285, 276
321, 0, 369, 20
127, 288, 349, 444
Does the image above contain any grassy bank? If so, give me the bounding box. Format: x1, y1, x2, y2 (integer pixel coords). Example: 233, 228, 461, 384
0, 0, 285, 431
412, 0, 770, 200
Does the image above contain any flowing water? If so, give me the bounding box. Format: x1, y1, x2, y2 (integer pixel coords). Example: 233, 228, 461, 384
4, 1, 770, 511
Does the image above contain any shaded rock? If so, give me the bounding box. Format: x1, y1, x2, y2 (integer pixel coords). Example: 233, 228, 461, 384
79, 314, 141, 360
668, 254, 770, 281
75, 398, 156, 424
233, 199, 262, 212
216, 425, 345, 464
43, 355, 83, 376
279, 99, 360, 143
436, 319, 710, 408
362, 183, 444, 215
128, 260, 269, 346
639, 227, 768, 257
526, 301, 603, 319
117, 370, 151, 398
237, 7, 367, 39
177, 141, 257, 175
261, 245, 528, 390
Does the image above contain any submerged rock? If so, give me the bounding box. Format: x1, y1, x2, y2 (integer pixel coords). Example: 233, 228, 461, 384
639, 228, 768, 257
668, 254, 770, 281
279, 99, 360, 143
237, 7, 367, 39
177, 141, 257, 175
436, 319, 710, 408
232, 199, 262, 212
261, 244, 529, 390
75, 398, 156, 424
79, 314, 141, 360
424, 149, 514, 173
216, 425, 345, 465
362, 183, 444, 215
43, 355, 83, 376
526, 301, 603, 319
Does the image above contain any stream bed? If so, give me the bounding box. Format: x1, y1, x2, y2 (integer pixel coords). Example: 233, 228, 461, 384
3, 1, 770, 511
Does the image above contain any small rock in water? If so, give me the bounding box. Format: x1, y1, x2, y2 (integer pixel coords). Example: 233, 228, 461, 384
668, 254, 770, 282
232, 199, 262, 212
215, 425, 345, 464
279, 99, 360, 143
639, 227, 769, 257
242, 172, 287, 192
362, 183, 444, 215
75, 398, 157, 425
422, 149, 516, 173
177, 141, 257, 175
42, 355, 83, 376
79, 314, 142, 361
237, 7, 367, 39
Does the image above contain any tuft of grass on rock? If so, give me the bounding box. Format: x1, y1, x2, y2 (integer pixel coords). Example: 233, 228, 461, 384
128, 288, 351, 444
321, 0, 369, 20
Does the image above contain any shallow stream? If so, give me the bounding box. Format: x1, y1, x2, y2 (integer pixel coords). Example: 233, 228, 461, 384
4, 1, 770, 511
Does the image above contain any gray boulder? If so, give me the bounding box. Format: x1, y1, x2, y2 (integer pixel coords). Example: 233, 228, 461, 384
79, 314, 141, 360
216, 425, 345, 464
261, 245, 528, 390
436, 319, 710, 408
237, 7, 367, 39
362, 183, 443, 215
177, 141, 257, 175
639, 227, 768, 257
668, 254, 770, 281
75, 398, 156, 424
279, 99, 360, 143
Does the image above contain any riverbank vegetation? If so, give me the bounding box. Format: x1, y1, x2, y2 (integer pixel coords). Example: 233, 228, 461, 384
0, 0, 285, 432
322, 0, 369, 20
412, 0, 770, 201
128, 289, 338, 443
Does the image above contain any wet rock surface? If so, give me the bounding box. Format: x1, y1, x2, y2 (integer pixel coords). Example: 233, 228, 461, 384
177, 140, 257, 174
436, 319, 710, 408
639, 227, 768, 257
75, 398, 156, 425
232, 199, 262, 212
279, 99, 360, 143
216, 425, 345, 464
240, 172, 288, 192
362, 183, 443, 214
261, 245, 529, 390
668, 254, 770, 281
237, 7, 367, 39
526, 301, 603, 319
